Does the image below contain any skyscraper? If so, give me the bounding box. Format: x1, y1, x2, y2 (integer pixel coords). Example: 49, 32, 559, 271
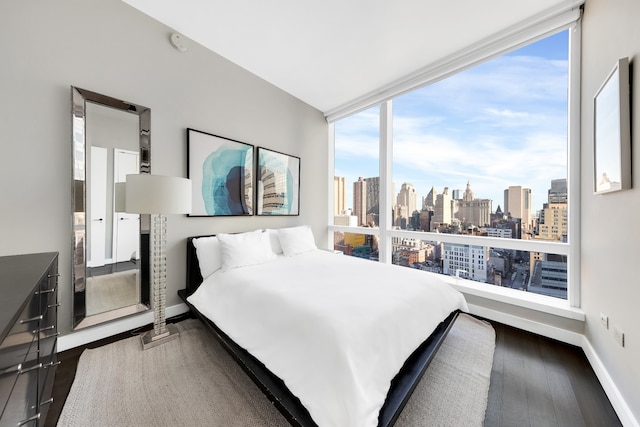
365, 176, 380, 215
504, 185, 532, 232
538, 178, 568, 241
433, 187, 452, 229
397, 182, 418, 216
353, 177, 367, 226
456, 181, 492, 228
423, 186, 438, 210
548, 178, 568, 203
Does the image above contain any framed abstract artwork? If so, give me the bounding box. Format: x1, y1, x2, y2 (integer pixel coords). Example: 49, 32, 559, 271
256, 147, 300, 216
187, 128, 254, 216
593, 57, 631, 195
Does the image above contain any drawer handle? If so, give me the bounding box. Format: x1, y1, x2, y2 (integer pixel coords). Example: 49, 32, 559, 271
1, 363, 21, 375
40, 397, 54, 407
35, 288, 56, 295
20, 315, 43, 324
19, 363, 43, 374
43, 332, 60, 339
47, 273, 61, 278
18, 413, 40, 426
48, 302, 62, 308
36, 325, 56, 333
43, 361, 61, 369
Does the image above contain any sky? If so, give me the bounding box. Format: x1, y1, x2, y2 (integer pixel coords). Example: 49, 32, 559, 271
335, 30, 569, 215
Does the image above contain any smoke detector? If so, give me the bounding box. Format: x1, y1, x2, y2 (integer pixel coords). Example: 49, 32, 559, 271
170, 33, 188, 53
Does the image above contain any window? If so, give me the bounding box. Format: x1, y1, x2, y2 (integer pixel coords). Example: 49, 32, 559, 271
331, 25, 579, 307
333, 106, 380, 259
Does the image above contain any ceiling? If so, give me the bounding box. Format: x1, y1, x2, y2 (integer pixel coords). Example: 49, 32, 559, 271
122, 0, 579, 115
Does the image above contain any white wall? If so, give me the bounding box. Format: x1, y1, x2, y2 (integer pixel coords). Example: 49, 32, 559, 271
0, 0, 327, 335
581, 0, 640, 422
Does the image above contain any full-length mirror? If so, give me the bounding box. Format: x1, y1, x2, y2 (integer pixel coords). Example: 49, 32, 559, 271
71, 86, 151, 329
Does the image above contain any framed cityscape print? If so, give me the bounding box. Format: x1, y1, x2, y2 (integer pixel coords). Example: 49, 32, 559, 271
256, 147, 300, 216
593, 57, 631, 195
187, 128, 254, 216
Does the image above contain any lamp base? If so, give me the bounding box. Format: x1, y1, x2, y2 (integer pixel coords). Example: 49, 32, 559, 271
140, 323, 180, 350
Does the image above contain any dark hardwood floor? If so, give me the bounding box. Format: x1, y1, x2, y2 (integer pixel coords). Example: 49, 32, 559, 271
484, 321, 621, 427
46, 316, 621, 427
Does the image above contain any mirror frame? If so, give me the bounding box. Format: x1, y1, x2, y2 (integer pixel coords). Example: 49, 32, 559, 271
71, 86, 151, 329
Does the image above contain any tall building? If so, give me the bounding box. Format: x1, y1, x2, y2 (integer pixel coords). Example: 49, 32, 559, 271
548, 178, 568, 203
397, 182, 418, 217
532, 178, 569, 270
504, 185, 532, 233
456, 181, 492, 228
353, 177, 367, 226
540, 178, 568, 241
333, 176, 346, 216
365, 176, 380, 215
423, 186, 438, 210
538, 203, 568, 241
432, 187, 451, 228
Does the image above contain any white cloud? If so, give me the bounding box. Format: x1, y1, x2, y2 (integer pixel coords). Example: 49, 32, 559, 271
334, 41, 569, 212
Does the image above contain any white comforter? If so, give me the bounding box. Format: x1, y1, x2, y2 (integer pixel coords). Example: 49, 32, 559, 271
187, 250, 468, 427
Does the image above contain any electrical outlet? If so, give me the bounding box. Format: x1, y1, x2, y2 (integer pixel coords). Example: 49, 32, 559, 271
600, 312, 609, 329
613, 325, 625, 348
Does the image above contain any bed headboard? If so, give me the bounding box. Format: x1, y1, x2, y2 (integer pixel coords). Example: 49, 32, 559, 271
185, 235, 210, 296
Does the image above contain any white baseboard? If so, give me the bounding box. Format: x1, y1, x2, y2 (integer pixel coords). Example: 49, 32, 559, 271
581, 337, 639, 427
466, 303, 583, 346
57, 303, 189, 352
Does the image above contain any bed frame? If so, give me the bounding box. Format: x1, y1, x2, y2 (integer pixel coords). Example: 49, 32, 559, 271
179, 235, 460, 427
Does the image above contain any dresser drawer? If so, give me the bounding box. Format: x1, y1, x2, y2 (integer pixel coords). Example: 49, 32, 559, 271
0, 360, 40, 425
0, 335, 36, 406
0, 330, 37, 375
1, 293, 40, 342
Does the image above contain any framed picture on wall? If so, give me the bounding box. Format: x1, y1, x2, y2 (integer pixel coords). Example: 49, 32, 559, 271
187, 128, 254, 216
256, 147, 300, 216
593, 57, 631, 195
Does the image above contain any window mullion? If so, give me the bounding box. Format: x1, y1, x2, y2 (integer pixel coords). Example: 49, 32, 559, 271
327, 121, 336, 250
379, 100, 393, 264
567, 19, 582, 308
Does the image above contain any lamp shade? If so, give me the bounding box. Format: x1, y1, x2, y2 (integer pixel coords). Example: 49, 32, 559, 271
125, 174, 192, 214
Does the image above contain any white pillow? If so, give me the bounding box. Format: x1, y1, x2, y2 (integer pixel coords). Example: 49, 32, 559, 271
217, 230, 277, 271
192, 236, 222, 279
278, 225, 317, 257
266, 229, 283, 255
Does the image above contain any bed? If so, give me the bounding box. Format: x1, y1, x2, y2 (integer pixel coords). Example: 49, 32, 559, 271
179, 226, 468, 427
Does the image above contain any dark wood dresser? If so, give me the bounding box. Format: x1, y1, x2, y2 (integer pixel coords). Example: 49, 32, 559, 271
0, 252, 59, 426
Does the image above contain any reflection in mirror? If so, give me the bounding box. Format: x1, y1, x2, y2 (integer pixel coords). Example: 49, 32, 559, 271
72, 87, 151, 329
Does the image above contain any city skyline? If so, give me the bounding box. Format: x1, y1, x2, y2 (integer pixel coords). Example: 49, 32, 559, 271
335, 30, 569, 215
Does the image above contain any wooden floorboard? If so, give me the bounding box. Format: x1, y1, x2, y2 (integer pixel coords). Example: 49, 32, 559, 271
47, 316, 622, 427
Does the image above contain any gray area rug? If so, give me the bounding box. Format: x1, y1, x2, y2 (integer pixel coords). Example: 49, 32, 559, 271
58, 313, 494, 426
86, 270, 138, 315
